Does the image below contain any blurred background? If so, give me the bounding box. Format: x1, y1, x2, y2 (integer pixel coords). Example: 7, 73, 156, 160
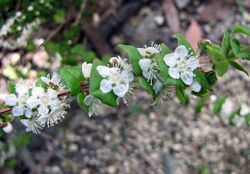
0, 0, 250, 173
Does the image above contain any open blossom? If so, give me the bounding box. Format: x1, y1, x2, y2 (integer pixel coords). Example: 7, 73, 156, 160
97, 65, 134, 98
82, 62, 92, 78
137, 44, 160, 58
164, 45, 199, 85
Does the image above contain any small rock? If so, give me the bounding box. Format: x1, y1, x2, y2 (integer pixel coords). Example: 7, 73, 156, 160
173, 0, 190, 9
107, 165, 117, 174
154, 15, 165, 26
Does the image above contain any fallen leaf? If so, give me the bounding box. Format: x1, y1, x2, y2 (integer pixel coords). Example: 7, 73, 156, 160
184, 19, 203, 52
163, 0, 180, 33
198, 1, 229, 22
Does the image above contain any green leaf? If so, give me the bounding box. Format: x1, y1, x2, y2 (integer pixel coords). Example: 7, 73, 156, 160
206, 45, 224, 61
213, 97, 226, 115
138, 77, 156, 100
77, 93, 89, 111
93, 90, 118, 107
59, 66, 84, 96
236, 51, 250, 60
195, 96, 208, 113
230, 38, 240, 55
205, 71, 217, 85
214, 60, 229, 76
156, 44, 185, 88
198, 165, 212, 174
3, 65, 18, 80
90, 59, 118, 107
53, 9, 65, 24
245, 114, 250, 127
117, 44, 142, 75
8, 82, 15, 93
229, 60, 248, 76
221, 31, 230, 56
232, 25, 250, 36
173, 34, 195, 54
176, 87, 189, 104
194, 70, 212, 90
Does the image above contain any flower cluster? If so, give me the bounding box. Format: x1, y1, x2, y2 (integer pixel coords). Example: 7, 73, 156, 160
5, 73, 70, 133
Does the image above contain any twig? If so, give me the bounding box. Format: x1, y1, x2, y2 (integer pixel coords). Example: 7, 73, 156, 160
74, 0, 88, 25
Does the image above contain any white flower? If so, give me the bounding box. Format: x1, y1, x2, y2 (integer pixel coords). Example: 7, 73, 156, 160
27, 6, 34, 11
137, 44, 160, 58
5, 94, 17, 106
240, 103, 250, 116
15, 80, 34, 97
41, 72, 66, 91
20, 118, 43, 134
84, 95, 102, 117
97, 65, 134, 98
2, 123, 13, 133
233, 115, 245, 127
163, 45, 199, 85
12, 105, 25, 117
82, 62, 92, 78
220, 99, 234, 118
139, 58, 158, 84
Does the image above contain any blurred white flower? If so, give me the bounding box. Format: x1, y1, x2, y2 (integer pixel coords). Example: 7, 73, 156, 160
27, 6, 34, 11
240, 103, 250, 116
164, 45, 199, 85
84, 95, 102, 117
97, 63, 134, 98
233, 115, 245, 127
137, 44, 160, 58
220, 99, 234, 118
20, 118, 43, 134
82, 62, 92, 78
109, 56, 133, 72
139, 58, 158, 85
190, 81, 201, 93
12, 105, 25, 117
5, 94, 17, 106
2, 123, 13, 133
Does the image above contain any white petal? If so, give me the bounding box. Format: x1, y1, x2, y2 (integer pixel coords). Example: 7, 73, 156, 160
122, 71, 134, 82
175, 45, 188, 59
137, 48, 147, 57
2, 122, 13, 133
32, 86, 44, 96
145, 47, 160, 54
40, 76, 50, 84
38, 105, 49, 117
181, 71, 194, 85
113, 83, 129, 97
240, 103, 250, 116
168, 67, 180, 79
100, 79, 112, 93
191, 81, 201, 93
82, 62, 92, 78
185, 56, 199, 71
5, 94, 17, 106
139, 58, 152, 71
163, 53, 178, 67
96, 66, 110, 78
26, 96, 40, 109
20, 119, 29, 127
12, 105, 24, 117
24, 108, 33, 118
